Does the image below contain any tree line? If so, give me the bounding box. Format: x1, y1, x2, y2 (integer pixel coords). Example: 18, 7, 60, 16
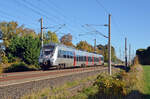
136, 47, 150, 65
0, 21, 118, 66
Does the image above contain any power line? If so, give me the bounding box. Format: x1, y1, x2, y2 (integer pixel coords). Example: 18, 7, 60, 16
95, 0, 109, 14
0, 9, 38, 28
14, 0, 57, 23
35, 0, 80, 34
83, 24, 108, 38
23, 0, 65, 23
42, 0, 89, 35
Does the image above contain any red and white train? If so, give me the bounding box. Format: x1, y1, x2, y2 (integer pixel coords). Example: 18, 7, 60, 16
39, 43, 104, 70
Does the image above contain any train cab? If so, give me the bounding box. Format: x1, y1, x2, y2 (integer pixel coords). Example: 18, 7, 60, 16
39, 44, 56, 69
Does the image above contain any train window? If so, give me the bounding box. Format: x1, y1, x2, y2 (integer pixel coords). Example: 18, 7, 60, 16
63, 51, 67, 58
95, 58, 98, 62
83, 56, 85, 61
71, 52, 74, 59
67, 51, 70, 58
80, 56, 83, 61
68, 51, 72, 59
76, 55, 78, 61
79, 56, 82, 61
71, 52, 74, 58
78, 56, 80, 61
58, 50, 60, 57
58, 50, 62, 58
88, 57, 90, 61
68, 51, 70, 58
79, 56, 81, 61
90, 57, 92, 62
81, 56, 83, 61
101, 57, 104, 61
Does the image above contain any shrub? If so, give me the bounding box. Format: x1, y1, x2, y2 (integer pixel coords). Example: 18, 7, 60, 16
6, 36, 41, 65
94, 73, 127, 97
4, 62, 37, 73
1, 56, 8, 64
0, 65, 3, 73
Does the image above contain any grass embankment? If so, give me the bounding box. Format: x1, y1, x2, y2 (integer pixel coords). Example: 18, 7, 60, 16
71, 61, 145, 99
22, 64, 145, 99
21, 75, 97, 99
143, 65, 150, 98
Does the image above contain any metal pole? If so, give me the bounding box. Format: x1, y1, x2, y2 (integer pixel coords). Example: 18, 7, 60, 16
94, 38, 96, 53
125, 37, 128, 67
129, 44, 131, 66
108, 14, 111, 75
119, 47, 121, 61
40, 18, 43, 48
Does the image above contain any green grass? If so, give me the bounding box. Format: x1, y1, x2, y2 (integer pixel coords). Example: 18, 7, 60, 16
70, 86, 98, 99
143, 65, 150, 95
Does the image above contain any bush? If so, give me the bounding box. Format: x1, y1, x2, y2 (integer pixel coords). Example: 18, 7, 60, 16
6, 36, 41, 65
4, 62, 38, 73
94, 73, 127, 97
1, 56, 8, 64
0, 65, 3, 73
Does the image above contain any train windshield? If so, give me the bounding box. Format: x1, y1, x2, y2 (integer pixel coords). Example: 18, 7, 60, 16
44, 51, 53, 55
43, 45, 55, 55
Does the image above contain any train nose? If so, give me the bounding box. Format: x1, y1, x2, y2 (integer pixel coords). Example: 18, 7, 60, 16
43, 59, 53, 66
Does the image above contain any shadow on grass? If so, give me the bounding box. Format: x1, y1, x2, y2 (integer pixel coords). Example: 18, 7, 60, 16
87, 90, 150, 99
114, 65, 130, 72
4, 62, 38, 73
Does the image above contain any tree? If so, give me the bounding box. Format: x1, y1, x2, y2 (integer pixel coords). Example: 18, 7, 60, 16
60, 33, 74, 47
44, 31, 59, 44
136, 47, 150, 65
76, 41, 94, 52
0, 21, 36, 47
97, 44, 117, 62
6, 35, 41, 65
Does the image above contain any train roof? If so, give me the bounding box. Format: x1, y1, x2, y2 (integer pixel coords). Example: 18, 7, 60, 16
44, 43, 103, 57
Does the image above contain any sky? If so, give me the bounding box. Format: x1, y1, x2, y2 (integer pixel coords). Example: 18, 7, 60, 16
0, 0, 150, 60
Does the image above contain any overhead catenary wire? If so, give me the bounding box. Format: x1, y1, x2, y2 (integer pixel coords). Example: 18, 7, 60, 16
41, 0, 90, 35
0, 9, 38, 29
83, 24, 108, 38
95, 0, 109, 15
34, 0, 80, 34
14, 0, 57, 23
13, 0, 74, 34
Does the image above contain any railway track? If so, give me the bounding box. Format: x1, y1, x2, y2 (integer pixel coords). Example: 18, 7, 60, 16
0, 66, 107, 87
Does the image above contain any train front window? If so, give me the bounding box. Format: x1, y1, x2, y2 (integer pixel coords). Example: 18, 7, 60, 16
44, 51, 53, 55
43, 45, 55, 56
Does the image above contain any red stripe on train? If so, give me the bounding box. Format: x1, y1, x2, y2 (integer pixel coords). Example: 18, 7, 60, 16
74, 52, 76, 66
92, 56, 94, 65
86, 56, 88, 66
99, 57, 101, 64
